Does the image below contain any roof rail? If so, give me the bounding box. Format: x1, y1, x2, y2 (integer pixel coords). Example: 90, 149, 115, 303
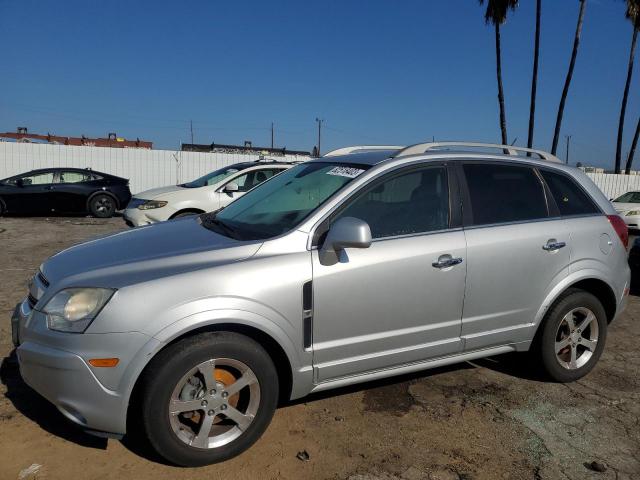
323, 145, 404, 157
393, 142, 562, 163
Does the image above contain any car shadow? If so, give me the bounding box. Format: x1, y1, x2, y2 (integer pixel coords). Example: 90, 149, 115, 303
1, 348, 543, 463
0, 350, 108, 450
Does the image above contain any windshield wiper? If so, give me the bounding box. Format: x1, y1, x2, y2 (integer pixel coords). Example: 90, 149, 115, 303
201, 214, 238, 239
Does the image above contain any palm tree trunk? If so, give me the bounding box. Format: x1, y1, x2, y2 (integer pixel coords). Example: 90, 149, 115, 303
551, 0, 587, 155
494, 22, 508, 145
616, 28, 638, 174
625, 116, 640, 174
527, 0, 542, 155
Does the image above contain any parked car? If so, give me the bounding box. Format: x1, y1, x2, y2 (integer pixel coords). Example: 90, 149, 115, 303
11, 142, 629, 466
123, 160, 295, 227
611, 190, 640, 230
0, 168, 131, 218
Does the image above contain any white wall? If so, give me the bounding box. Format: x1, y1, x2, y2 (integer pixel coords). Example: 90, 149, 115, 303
585, 173, 640, 200
1, 142, 638, 200
0, 142, 309, 194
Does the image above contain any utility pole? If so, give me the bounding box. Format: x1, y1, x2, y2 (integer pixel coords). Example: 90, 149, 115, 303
565, 134, 572, 165
315, 118, 324, 156
271, 122, 274, 149
190, 120, 194, 144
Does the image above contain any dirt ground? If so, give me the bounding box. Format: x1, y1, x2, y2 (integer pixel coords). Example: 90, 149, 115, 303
0, 217, 639, 480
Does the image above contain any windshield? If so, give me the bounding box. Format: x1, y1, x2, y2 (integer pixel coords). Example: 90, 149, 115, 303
201, 162, 369, 240
182, 165, 244, 188
614, 191, 640, 203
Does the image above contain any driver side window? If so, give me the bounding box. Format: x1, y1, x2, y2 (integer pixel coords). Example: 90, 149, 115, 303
332, 166, 449, 239
20, 172, 55, 186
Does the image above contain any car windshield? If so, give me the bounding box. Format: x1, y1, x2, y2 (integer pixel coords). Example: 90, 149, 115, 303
201, 162, 369, 240
181, 165, 244, 188
614, 191, 640, 203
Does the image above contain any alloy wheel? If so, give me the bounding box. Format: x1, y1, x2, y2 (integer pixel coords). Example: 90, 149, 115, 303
554, 307, 599, 370
168, 358, 261, 449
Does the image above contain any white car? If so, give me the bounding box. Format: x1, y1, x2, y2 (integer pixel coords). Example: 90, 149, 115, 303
612, 191, 640, 230
124, 161, 294, 227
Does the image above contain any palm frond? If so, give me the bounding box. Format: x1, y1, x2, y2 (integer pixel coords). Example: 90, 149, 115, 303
478, 0, 519, 25
626, 0, 640, 29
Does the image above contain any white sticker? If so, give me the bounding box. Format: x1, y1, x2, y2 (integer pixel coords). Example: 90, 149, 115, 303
326, 166, 365, 178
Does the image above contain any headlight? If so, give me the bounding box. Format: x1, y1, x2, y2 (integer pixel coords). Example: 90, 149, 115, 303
43, 288, 115, 333
138, 200, 168, 210
626, 210, 640, 216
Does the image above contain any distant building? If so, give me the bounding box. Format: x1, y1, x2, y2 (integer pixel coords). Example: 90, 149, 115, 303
182, 142, 310, 157
0, 127, 152, 149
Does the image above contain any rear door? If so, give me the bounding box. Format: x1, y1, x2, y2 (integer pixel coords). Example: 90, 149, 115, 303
459, 162, 572, 351
54, 170, 94, 213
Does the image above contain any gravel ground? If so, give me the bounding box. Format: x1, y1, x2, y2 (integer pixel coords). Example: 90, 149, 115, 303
0, 217, 638, 480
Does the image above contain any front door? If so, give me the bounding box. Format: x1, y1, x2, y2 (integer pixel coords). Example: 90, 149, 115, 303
311, 164, 467, 383
4, 171, 57, 214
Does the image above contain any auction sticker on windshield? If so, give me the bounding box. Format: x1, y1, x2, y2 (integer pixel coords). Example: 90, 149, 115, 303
326, 166, 364, 178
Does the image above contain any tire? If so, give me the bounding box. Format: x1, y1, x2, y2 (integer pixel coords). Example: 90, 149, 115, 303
139, 332, 279, 467
537, 288, 607, 382
89, 194, 116, 218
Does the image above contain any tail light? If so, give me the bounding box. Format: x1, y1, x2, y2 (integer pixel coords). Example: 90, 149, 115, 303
607, 214, 629, 249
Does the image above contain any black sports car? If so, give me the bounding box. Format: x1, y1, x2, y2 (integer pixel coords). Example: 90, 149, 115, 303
0, 168, 131, 218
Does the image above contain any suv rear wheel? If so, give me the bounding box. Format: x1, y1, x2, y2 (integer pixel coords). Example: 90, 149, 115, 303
537, 289, 607, 382
139, 332, 279, 466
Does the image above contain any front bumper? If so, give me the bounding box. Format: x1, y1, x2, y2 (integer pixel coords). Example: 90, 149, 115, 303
12, 298, 158, 435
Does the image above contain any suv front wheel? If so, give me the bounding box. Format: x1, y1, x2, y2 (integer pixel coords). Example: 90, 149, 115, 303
537, 288, 608, 382
139, 332, 279, 466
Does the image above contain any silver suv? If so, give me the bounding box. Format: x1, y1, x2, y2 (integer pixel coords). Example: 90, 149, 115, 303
11, 142, 630, 466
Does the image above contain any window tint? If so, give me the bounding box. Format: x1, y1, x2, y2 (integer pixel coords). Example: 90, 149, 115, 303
540, 170, 599, 216
58, 171, 91, 183
613, 191, 640, 203
229, 168, 283, 192
21, 172, 55, 185
213, 162, 367, 240
333, 167, 449, 239
463, 163, 547, 225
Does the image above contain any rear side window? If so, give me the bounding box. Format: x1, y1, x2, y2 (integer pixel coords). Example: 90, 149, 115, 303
540, 170, 599, 216
463, 163, 548, 226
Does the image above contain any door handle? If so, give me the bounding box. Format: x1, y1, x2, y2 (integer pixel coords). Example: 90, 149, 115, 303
44, 186, 54, 191
543, 240, 566, 251
432, 256, 463, 269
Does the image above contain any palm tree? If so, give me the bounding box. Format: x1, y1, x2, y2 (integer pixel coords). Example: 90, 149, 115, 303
527, 0, 542, 155
551, 0, 587, 155
479, 0, 519, 146
625, 117, 640, 174
620, 0, 640, 174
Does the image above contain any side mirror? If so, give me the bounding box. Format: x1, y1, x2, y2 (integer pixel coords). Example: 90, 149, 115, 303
223, 182, 239, 194
321, 217, 372, 261
15, 178, 24, 187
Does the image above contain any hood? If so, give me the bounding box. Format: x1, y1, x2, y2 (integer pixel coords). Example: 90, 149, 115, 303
41, 217, 261, 289
135, 184, 186, 200
612, 202, 640, 213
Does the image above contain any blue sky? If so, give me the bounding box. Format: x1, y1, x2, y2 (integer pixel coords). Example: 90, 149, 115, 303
0, 0, 638, 167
